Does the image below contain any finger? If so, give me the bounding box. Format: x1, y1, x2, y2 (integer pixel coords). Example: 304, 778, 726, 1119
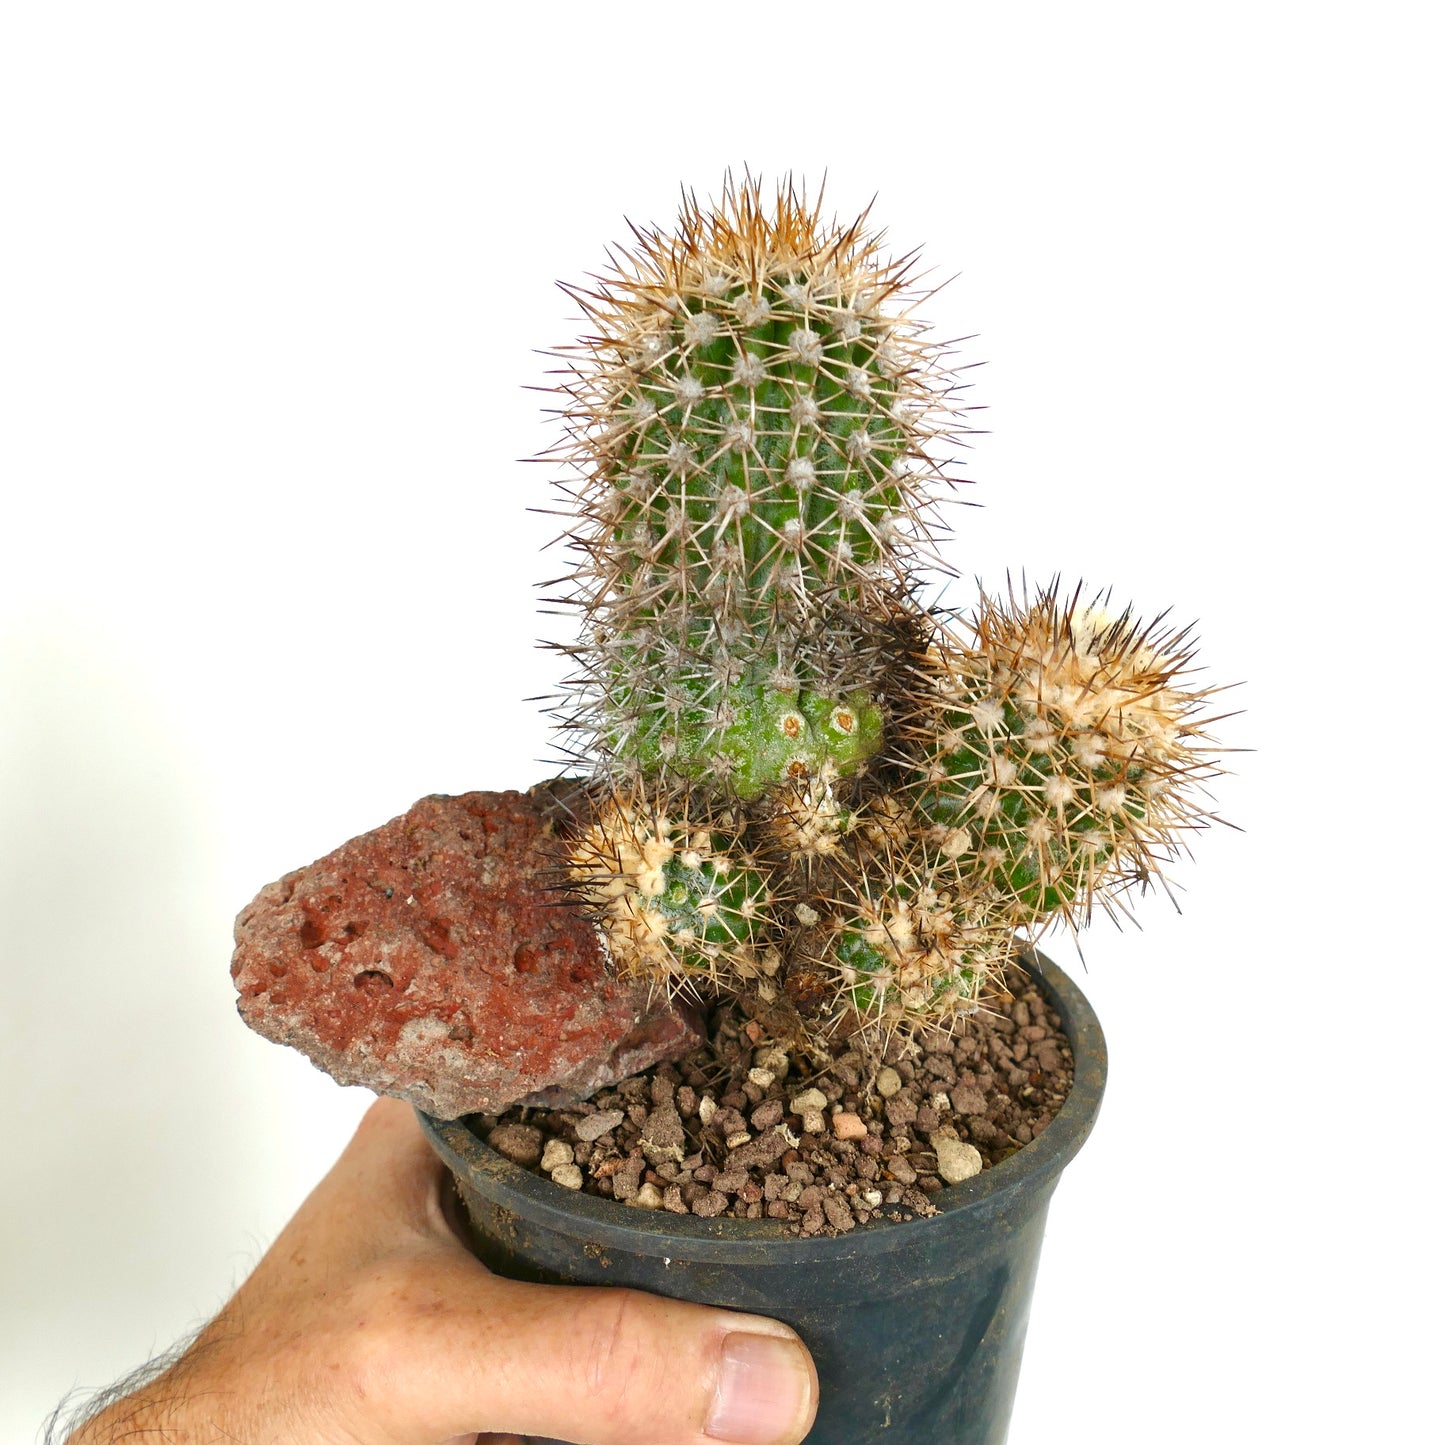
311, 1099, 818, 1443
353, 1264, 818, 1445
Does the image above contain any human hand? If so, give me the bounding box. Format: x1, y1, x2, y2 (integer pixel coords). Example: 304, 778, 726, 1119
71, 1097, 818, 1445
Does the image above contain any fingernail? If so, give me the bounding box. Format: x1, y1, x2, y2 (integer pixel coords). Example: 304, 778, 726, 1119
705, 1331, 814, 1444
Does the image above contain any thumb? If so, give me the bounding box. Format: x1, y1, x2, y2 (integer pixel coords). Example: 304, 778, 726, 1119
384, 1261, 819, 1445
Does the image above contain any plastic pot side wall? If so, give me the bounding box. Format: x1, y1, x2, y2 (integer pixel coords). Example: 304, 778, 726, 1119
421, 950, 1106, 1445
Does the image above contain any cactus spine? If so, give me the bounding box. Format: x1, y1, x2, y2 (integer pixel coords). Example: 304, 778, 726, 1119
550, 176, 1227, 1045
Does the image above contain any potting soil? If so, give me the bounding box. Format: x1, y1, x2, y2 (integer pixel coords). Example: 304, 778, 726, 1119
471, 963, 1074, 1235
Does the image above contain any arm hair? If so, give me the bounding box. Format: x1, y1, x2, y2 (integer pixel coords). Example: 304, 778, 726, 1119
41, 1326, 206, 1445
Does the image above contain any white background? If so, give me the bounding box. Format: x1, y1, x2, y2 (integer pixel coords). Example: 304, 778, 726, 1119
2, 3, 1439, 1441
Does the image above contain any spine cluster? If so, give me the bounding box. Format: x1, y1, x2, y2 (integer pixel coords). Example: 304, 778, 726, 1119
546, 176, 1226, 1045
906, 582, 1220, 930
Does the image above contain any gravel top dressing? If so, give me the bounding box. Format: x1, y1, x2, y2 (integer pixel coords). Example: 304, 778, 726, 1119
471, 962, 1074, 1235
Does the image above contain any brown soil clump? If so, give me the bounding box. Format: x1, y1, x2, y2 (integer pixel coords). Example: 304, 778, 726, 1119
469, 961, 1074, 1235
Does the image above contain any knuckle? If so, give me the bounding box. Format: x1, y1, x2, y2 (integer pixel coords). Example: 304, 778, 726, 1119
574, 1289, 673, 1424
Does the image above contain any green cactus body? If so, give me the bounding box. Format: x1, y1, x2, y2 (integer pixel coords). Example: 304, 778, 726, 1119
651, 845, 775, 963
917, 697, 1121, 915
554, 177, 969, 798
833, 926, 978, 1019
646, 684, 884, 799
607, 276, 909, 612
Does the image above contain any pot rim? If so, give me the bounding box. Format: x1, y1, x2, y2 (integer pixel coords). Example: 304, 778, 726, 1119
419, 946, 1106, 1264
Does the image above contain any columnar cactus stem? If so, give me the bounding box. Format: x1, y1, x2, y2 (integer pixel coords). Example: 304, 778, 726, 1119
549, 174, 973, 797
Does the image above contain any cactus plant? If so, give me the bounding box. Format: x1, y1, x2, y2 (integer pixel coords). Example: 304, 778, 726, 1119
549, 174, 1227, 1044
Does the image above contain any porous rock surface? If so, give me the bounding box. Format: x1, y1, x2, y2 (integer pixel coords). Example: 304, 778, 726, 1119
231, 785, 701, 1118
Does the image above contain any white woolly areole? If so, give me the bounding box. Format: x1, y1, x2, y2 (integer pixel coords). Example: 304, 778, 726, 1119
1068, 605, 1113, 653
735, 293, 771, 327
683, 311, 720, 347
1043, 774, 1075, 807
1024, 717, 1057, 752
877, 341, 906, 377
1072, 732, 1108, 770
845, 367, 872, 398
790, 393, 822, 428
715, 484, 751, 522
732, 352, 766, 386
970, 698, 1006, 732
711, 538, 744, 570
597, 490, 631, 527
987, 754, 1019, 786
673, 372, 704, 405
789, 328, 824, 365
723, 419, 754, 451
786, 455, 817, 488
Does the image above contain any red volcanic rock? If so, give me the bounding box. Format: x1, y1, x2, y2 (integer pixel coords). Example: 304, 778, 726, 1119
231, 785, 701, 1119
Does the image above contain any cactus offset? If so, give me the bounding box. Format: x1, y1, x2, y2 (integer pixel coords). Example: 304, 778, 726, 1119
543, 175, 1231, 1050
795, 845, 1018, 1035
906, 581, 1226, 931
568, 788, 783, 990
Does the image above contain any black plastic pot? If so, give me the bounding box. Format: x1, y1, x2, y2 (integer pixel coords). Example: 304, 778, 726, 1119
419, 949, 1105, 1445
